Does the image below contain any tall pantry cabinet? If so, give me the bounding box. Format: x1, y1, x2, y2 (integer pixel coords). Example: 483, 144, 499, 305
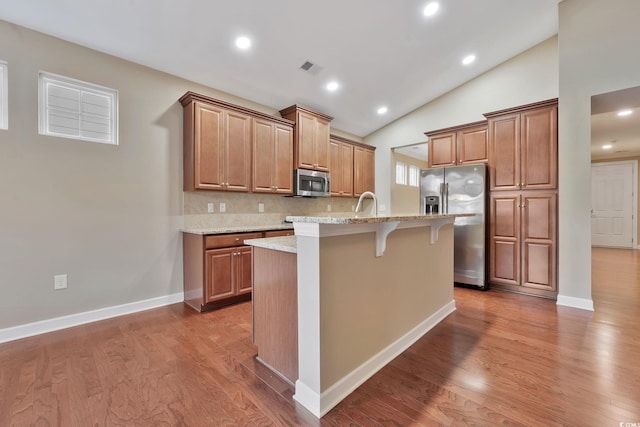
485, 99, 558, 298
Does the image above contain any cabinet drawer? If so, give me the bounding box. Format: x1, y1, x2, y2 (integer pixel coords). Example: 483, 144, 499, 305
205, 232, 263, 249
264, 229, 294, 238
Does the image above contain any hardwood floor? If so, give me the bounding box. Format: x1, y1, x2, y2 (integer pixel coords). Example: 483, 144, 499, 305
1, 247, 638, 426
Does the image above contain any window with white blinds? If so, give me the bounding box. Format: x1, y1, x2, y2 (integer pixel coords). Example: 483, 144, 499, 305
395, 161, 407, 185
0, 60, 7, 130
38, 71, 118, 145
409, 165, 420, 187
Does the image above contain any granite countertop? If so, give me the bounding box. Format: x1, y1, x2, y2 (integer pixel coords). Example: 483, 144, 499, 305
284, 213, 474, 224
244, 235, 297, 254
181, 223, 293, 235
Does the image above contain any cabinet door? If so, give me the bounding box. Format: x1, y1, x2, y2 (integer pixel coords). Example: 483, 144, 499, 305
330, 140, 354, 197
252, 118, 275, 193
521, 192, 557, 291
340, 142, 354, 197
428, 133, 456, 167
521, 106, 557, 190
489, 113, 520, 191
194, 102, 224, 190
315, 118, 331, 172
205, 248, 235, 302
458, 125, 488, 165
330, 139, 342, 196
236, 246, 253, 295
273, 124, 294, 194
224, 110, 252, 192
489, 193, 520, 286
354, 146, 375, 197
297, 111, 317, 170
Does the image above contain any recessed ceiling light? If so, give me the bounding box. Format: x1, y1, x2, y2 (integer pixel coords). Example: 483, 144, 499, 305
377, 106, 388, 115
326, 81, 339, 92
235, 36, 251, 50
602, 144, 613, 149
462, 54, 476, 65
617, 109, 633, 117
423, 2, 439, 16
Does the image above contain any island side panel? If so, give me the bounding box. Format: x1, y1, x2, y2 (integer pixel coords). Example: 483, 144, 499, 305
318, 224, 454, 391
252, 247, 298, 384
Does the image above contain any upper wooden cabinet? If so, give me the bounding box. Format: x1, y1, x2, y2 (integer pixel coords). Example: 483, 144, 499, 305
354, 144, 376, 197
180, 92, 295, 193
425, 121, 488, 168
485, 99, 558, 191
182, 99, 251, 192
279, 105, 333, 172
330, 135, 354, 197
252, 118, 294, 194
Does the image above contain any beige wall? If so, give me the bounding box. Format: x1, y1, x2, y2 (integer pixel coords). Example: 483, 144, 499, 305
0, 20, 358, 330
557, 0, 640, 302
364, 36, 559, 215
391, 152, 428, 215
318, 225, 454, 390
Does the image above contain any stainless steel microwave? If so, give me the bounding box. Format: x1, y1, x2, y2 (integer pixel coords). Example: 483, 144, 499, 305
293, 169, 330, 197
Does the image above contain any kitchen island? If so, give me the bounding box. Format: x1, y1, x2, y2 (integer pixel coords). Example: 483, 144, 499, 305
245, 213, 472, 418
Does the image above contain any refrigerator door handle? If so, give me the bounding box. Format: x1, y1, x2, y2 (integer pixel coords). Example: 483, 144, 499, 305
443, 182, 449, 214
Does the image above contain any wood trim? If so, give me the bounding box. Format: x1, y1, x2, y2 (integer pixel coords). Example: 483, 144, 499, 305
179, 91, 295, 126
279, 104, 334, 122
329, 134, 376, 151
489, 282, 558, 299
424, 120, 488, 137
483, 98, 558, 118
182, 233, 205, 311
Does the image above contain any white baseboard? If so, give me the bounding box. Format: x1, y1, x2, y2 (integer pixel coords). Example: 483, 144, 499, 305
294, 299, 456, 418
556, 294, 594, 311
0, 292, 184, 344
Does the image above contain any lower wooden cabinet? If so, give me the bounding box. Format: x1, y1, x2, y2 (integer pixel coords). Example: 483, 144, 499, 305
204, 246, 253, 303
489, 191, 557, 297
183, 230, 290, 312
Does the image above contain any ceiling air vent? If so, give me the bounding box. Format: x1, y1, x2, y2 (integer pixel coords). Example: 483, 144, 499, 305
299, 60, 323, 75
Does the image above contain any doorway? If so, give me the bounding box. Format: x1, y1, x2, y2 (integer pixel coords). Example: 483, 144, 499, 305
591, 161, 637, 248
591, 86, 640, 250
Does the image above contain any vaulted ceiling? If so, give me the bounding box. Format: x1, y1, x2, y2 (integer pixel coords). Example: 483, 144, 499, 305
0, 0, 560, 137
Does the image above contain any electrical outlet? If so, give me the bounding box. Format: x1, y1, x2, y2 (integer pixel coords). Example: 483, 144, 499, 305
219, 202, 226, 213
207, 203, 214, 213
258, 203, 264, 213
54, 274, 67, 290
327, 204, 332, 212
379, 204, 387, 212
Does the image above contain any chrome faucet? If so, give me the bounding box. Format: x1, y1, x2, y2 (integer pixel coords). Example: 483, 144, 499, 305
355, 191, 378, 217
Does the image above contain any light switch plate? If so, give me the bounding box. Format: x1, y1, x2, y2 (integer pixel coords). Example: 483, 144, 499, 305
219, 203, 226, 213
207, 203, 214, 213
54, 274, 67, 290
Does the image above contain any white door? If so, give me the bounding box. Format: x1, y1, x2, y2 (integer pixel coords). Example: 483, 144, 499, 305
591, 162, 634, 247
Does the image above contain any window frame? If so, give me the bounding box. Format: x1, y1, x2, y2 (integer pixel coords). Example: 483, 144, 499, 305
395, 161, 407, 185
0, 60, 7, 130
409, 165, 420, 187
38, 71, 119, 145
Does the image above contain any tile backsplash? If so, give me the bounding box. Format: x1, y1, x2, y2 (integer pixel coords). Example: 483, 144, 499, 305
183, 191, 369, 229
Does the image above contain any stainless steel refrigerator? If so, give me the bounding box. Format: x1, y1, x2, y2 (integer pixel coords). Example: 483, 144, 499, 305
420, 164, 487, 289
